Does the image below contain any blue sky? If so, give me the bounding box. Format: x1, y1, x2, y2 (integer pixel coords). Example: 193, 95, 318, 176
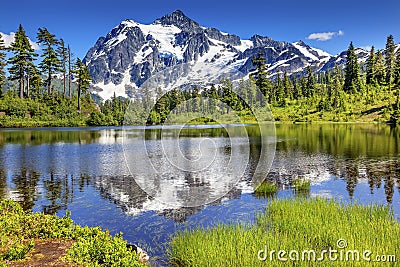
1, 0, 399, 58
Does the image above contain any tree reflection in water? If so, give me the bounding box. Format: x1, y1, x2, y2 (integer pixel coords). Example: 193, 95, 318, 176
0, 124, 398, 221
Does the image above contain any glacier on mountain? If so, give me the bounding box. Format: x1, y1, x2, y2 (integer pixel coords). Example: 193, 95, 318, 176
83, 10, 369, 100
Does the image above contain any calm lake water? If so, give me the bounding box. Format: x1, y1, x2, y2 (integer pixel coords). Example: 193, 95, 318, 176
0, 124, 399, 265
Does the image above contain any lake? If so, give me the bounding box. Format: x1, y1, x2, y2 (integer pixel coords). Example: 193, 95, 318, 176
0, 124, 399, 265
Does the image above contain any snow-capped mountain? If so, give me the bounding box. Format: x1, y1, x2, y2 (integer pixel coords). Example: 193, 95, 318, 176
83, 10, 365, 100
320, 48, 370, 72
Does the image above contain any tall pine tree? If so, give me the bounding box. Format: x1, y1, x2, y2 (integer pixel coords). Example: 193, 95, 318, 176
344, 42, 361, 93
394, 52, 400, 88
0, 34, 6, 95
366, 46, 376, 85
306, 66, 316, 97
385, 34, 395, 89
375, 50, 385, 85
332, 65, 343, 110
25, 60, 40, 98
8, 24, 37, 99
250, 51, 271, 103
282, 71, 293, 100
57, 38, 68, 96
67, 45, 73, 98
74, 58, 91, 112
37, 28, 61, 94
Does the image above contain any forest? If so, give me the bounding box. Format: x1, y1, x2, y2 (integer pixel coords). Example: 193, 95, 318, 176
0, 25, 400, 127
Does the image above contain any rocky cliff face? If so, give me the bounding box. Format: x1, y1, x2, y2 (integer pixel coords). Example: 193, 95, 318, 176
83, 10, 367, 100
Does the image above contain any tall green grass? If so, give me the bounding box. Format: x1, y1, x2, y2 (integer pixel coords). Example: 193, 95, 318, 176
169, 198, 400, 266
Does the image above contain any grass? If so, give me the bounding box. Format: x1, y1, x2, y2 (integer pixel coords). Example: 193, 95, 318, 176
254, 182, 279, 197
0, 200, 145, 266
292, 178, 311, 191
169, 198, 400, 266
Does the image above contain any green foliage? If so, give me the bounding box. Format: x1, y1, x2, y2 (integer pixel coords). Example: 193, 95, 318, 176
344, 42, 361, 93
0, 200, 145, 266
251, 51, 271, 102
1, 240, 34, 261
1, 26, 399, 127
254, 181, 278, 197
0, 34, 6, 94
374, 50, 385, 85
170, 198, 400, 266
292, 177, 311, 191
390, 91, 400, 124
74, 58, 91, 112
57, 38, 68, 96
385, 34, 396, 87
66, 229, 143, 267
7, 24, 37, 99
37, 27, 61, 94
0, 91, 102, 127
394, 52, 400, 87
366, 46, 376, 85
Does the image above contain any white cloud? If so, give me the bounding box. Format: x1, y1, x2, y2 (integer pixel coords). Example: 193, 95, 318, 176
0, 32, 40, 50
307, 30, 344, 41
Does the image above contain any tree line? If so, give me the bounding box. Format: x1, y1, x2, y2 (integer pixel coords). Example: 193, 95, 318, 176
137, 34, 400, 125
0, 26, 399, 126
0, 25, 91, 111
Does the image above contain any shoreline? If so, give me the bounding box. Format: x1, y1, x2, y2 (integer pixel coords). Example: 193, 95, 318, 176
0, 120, 394, 130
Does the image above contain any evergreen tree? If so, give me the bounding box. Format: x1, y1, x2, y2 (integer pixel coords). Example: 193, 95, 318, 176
192, 86, 200, 112
306, 66, 316, 97
392, 52, 400, 125
275, 73, 285, 105
282, 71, 293, 100
385, 35, 395, 88
68, 45, 73, 98
57, 38, 68, 96
0, 34, 6, 95
37, 28, 61, 94
74, 58, 91, 112
8, 24, 37, 99
250, 51, 271, 102
207, 84, 218, 112
390, 88, 400, 125
28, 64, 43, 99
141, 86, 153, 111
292, 77, 301, 99
25, 61, 40, 98
344, 42, 361, 93
155, 87, 167, 119
375, 50, 385, 85
394, 52, 400, 87
299, 76, 307, 97
366, 46, 376, 85
332, 65, 344, 110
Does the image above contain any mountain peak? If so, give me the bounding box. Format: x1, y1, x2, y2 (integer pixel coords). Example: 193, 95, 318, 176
154, 10, 202, 33
84, 11, 342, 100
295, 40, 308, 47
171, 9, 186, 17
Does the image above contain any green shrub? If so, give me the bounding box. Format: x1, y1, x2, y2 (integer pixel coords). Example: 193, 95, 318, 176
66, 229, 143, 267
0, 200, 146, 266
1, 239, 34, 261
